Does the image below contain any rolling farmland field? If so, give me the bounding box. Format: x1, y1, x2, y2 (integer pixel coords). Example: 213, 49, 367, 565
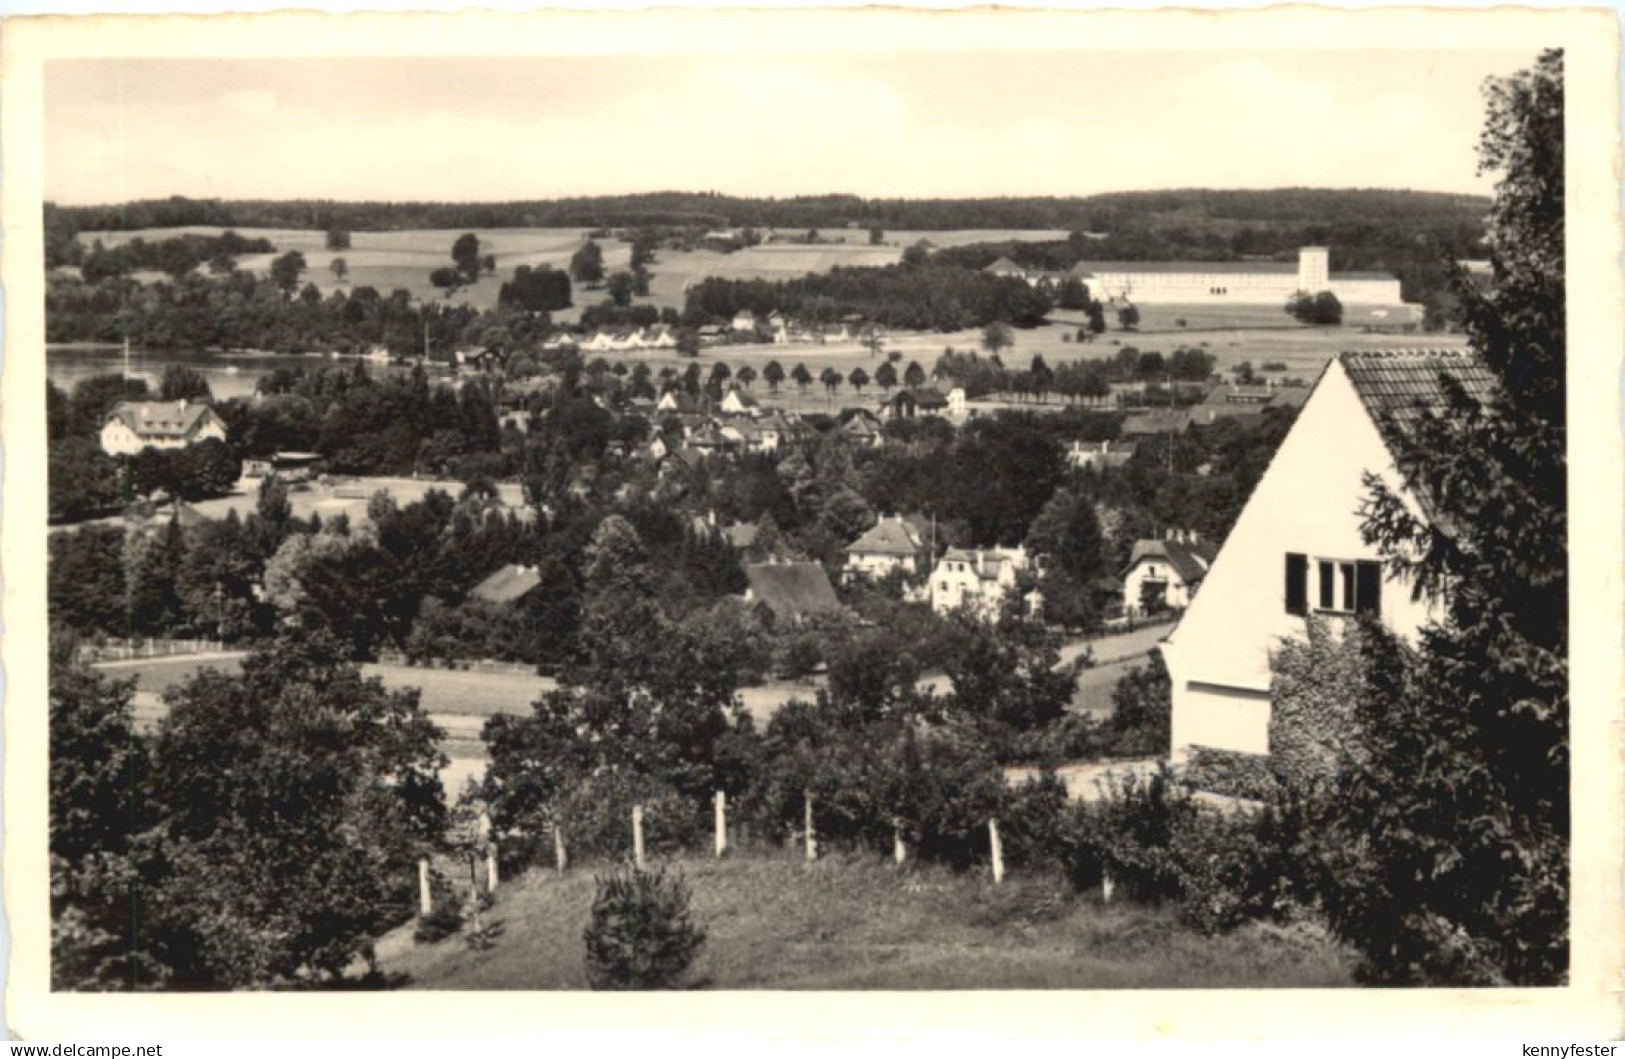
74, 226, 629, 313
69, 226, 1069, 317
700, 243, 904, 279
68, 226, 1447, 380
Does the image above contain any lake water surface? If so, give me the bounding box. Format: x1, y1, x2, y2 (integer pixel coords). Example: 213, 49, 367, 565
47, 345, 390, 401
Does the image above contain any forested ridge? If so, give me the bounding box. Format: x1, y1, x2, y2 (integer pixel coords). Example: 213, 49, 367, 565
48, 187, 1487, 239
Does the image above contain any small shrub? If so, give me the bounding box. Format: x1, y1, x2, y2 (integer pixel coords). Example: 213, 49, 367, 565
583, 864, 707, 990
1170, 790, 1326, 935
1184, 747, 1276, 800
1069, 766, 1193, 903
1006, 712, 1109, 765
413, 871, 465, 944
1169, 807, 1276, 934
560, 776, 701, 862
998, 772, 1073, 872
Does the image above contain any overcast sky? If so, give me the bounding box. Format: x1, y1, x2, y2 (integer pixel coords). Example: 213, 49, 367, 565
45, 50, 1533, 205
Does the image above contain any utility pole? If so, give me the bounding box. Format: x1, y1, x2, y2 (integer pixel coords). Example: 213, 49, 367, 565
1166, 369, 1175, 476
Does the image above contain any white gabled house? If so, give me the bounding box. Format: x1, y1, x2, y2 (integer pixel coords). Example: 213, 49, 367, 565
1121, 533, 1214, 616
101, 400, 229, 456
843, 514, 930, 581
719, 387, 760, 416
1160, 349, 1492, 764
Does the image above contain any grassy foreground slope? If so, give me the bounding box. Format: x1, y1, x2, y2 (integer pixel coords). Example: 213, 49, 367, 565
383, 850, 1354, 990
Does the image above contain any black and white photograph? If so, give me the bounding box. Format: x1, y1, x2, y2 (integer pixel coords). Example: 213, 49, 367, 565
4, 4, 1620, 1040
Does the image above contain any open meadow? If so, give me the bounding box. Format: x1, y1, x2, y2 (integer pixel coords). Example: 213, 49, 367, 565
70, 226, 1063, 320
588, 312, 1463, 403
379, 849, 1354, 990
70, 226, 1442, 379
75, 226, 630, 313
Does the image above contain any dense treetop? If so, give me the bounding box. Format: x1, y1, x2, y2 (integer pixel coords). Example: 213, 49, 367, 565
47, 188, 1489, 236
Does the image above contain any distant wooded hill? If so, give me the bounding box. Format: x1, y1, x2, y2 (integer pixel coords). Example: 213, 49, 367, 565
47, 188, 1488, 239
44, 188, 1488, 315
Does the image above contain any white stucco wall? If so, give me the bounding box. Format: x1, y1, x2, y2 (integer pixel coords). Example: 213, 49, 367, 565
101, 420, 147, 456
1122, 558, 1195, 614
931, 557, 1020, 618
1088, 270, 1300, 304
100, 413, 227, 456
846, 552, 917, 578
196, 418, 227, 445
1328, 278, 1404, 304
1161, 357, 1437, 761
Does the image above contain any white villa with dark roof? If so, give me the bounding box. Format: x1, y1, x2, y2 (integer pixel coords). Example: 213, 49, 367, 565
1121, 534, 1216, 616
100, 400, 229, 456
843, 515, 930, 580
1160, 349, 1489, 763
929, 545, 1042, 620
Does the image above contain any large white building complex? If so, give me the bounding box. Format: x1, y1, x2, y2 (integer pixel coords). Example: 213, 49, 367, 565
986, 246, 1403, 306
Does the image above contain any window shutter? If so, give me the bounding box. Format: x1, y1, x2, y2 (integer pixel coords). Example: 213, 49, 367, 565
1356, 561, 1382, 617
1285, 553, 1308, 616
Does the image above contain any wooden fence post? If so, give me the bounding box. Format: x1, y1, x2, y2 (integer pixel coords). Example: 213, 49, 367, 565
714, 791, 727, 858
553, 823, 568, 874
417, 856, 432, 917
988, 818, 1005, 885
803, 790, 817, 862
633, 804, 646, 870
893, 821, 906, 866
466, 855, 483, 933
481, 812, 498, 892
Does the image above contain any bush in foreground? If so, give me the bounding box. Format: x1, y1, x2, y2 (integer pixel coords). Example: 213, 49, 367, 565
583, 864, 707, 990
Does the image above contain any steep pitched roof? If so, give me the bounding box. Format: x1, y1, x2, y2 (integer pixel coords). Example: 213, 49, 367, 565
897, 387, 948, 409
1122, 539, 1216, 583
744, 561, 842, 622
107, 400, 220, 440
1339, 349, 1497, 433
984, 256, 1024, 273
845, 517, 923, 557
470, 563, 543, 605
658, 392, 701, 414
1338, 349, 1499, 529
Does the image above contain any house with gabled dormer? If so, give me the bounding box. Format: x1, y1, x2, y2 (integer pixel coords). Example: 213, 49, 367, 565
101, 400, 229, 456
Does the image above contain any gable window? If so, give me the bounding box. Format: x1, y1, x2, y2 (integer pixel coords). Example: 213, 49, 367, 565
1314, 558, 1383, 617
